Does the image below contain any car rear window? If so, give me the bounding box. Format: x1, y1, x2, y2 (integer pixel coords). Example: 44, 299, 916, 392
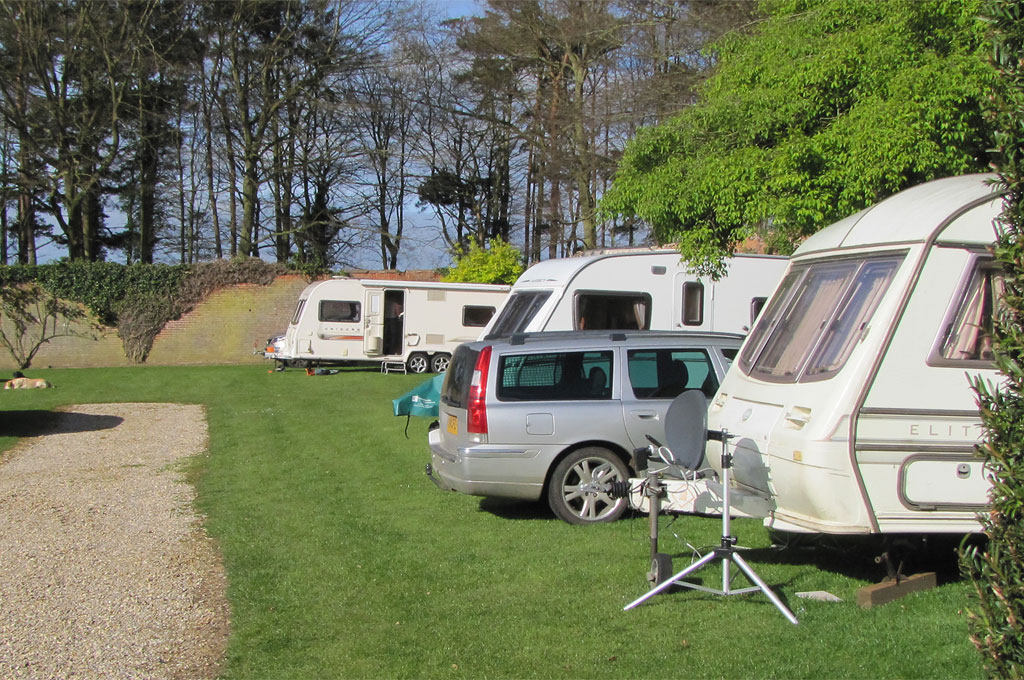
441, 344, 480, 408
497, 350, 613, 401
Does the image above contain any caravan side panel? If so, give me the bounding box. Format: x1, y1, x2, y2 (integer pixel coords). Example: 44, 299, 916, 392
856, 246, 995, 533
484, 251, 788, 337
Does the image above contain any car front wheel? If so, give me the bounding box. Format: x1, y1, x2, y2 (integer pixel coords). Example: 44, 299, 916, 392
548, 447, 630, 524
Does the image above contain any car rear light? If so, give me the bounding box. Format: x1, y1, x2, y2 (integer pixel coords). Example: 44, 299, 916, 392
467, 346, 491, 434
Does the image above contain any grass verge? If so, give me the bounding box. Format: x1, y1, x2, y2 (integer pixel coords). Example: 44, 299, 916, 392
0, 365, 983, 679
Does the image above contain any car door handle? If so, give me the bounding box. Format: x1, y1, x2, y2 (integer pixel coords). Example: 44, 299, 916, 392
631, 410, 659, 420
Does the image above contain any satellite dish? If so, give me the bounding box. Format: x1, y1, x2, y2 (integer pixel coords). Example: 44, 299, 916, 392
661, 389, 708, 470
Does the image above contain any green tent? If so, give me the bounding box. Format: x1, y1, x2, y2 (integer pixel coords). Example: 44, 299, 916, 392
392, 373, 444, 419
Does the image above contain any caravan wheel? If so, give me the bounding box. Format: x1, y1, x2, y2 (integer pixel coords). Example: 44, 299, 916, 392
430, 353, 450, 373
407, 353, 429, 374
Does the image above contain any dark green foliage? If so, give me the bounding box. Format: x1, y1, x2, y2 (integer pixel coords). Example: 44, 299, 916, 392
0, 261, 188, 325
602, 0, 996, 276
960, 0, 1024, 676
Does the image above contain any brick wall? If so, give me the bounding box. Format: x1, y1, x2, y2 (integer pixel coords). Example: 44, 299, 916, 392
0, 275, 312, 370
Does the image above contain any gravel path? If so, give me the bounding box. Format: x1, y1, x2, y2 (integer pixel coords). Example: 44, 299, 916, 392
0, 403, 229, 680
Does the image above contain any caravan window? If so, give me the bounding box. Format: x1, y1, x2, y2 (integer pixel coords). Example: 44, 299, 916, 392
291, 299, 306, 325
319, 300, 361, 323
682, 282, 704, 326
486, 291, 552, 337
575, 292, 651, 330
750, 297, 767, 325
739, 254, 904, 383
937, 260, 1003, 364
463, 305, 496, 327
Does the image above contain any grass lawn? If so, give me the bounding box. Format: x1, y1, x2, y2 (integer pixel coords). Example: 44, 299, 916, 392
0, 364, 984, 679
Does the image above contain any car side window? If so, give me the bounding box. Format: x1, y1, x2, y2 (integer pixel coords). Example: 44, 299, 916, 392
627, 348, 717, 399
497, 350, 613, 401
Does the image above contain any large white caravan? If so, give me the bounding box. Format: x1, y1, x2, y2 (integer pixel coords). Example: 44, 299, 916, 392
264, 278, 510, 373
481, 250, 788, 338
708, 174, 1003, 535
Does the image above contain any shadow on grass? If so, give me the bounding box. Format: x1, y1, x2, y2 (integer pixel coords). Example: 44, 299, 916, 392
478, 497, 555, 521
0, 410, 124, 438
721, 533, 971, 585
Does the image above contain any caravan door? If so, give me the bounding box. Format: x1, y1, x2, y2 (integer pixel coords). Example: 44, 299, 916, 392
364, 289, 384, 356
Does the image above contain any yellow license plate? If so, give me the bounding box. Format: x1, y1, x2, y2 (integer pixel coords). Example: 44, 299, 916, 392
447, 415, 458, 435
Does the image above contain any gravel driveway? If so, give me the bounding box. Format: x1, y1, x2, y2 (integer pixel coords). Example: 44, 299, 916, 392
0, 403, 229, 680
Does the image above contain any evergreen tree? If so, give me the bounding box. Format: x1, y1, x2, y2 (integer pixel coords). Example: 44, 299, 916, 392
960, 0, 1024, 676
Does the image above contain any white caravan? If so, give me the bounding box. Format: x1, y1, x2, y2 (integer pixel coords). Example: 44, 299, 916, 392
481, 250, 788, 339
708, 174, 1003, 535
264, 278, 510, 373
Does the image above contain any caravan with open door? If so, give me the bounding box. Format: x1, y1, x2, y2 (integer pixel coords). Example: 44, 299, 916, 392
263, 278, 510, 373
708, 174, 1003, 535
481, 250, 788, 339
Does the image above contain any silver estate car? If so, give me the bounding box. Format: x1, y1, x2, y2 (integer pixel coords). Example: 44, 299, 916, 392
426, 330, 742, 524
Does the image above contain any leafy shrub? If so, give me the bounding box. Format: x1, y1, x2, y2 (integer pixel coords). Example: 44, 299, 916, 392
443, 239, 524, 285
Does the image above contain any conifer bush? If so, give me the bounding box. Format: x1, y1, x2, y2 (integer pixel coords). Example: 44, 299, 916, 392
960, 0, 1024, 676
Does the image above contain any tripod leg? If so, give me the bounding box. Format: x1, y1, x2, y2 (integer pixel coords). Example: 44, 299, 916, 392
731, 553, 799, 625
623, 550, 718, 611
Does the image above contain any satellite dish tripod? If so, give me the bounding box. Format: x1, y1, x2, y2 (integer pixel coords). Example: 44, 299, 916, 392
624, 425, 799, 625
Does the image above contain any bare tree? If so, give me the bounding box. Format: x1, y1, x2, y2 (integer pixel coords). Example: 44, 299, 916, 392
0, 0, 162, 260
0, 283, 100, 369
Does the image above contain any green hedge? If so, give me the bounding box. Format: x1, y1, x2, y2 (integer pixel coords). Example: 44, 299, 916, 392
0, 261, 188, 326
0, 258, 293, 363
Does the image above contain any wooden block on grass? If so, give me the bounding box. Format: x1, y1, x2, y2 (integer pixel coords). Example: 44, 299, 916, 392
856, 572, 937, 609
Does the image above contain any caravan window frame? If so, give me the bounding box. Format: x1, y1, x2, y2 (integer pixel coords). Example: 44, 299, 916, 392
681, 282, 704, 326
930, 254, 1003, 367
463, 305, 497, 328
486, 291, 552, 337
319, 299, 361, 323
291, 299, 306, 325
739, 253, 905, 383
573, 290, 652, 331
